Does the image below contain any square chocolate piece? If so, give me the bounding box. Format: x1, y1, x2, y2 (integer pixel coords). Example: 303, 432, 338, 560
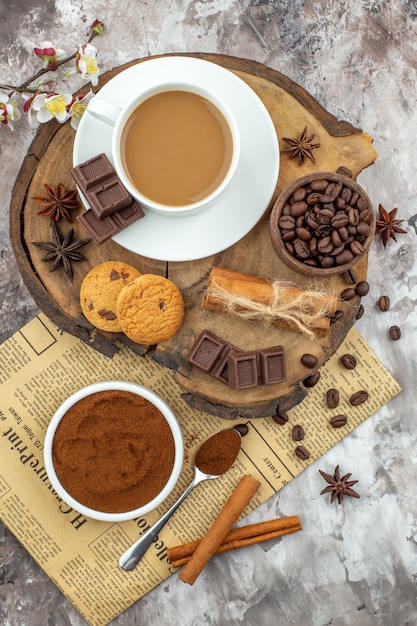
86, 179, 132, 218
188, 330, 226, 372
113, 200, 145, 227
210, 346, 236, 385
71, 153, 115, 191
77, 202, 144, 244
258, 346, 286, 385
77, 210, 120, 244
187, 330, 241, 385
227, 351, 259, 390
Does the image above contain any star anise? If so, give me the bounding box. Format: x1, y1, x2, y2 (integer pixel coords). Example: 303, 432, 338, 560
282, 126, 321, 165
32, 222, 91, 281
375, 203, 407, 247
319, 465, 360, 505
32, 183, 81, 223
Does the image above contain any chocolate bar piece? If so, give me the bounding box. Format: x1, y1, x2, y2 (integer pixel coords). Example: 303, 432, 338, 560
210, 344, 239, 385
188, 330, 286, 389
112, 201, 144, 228
188, 330, 225, 371
258, 346, 286, 385
71, 153, 133, 219
77, 210, 119, 244
227, 351, 259, 390
187, 330, 240, 385
77, 200, 144, 244
72, 153, 145, 243
86, 178, 132, 218
227, 346, 286, 390
71, 153, 115, 191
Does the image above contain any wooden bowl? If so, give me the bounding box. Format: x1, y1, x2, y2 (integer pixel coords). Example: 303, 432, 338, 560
269, 172, 375, 277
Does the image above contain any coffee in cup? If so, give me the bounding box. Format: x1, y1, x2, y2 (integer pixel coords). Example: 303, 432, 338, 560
86, 83, 240, 216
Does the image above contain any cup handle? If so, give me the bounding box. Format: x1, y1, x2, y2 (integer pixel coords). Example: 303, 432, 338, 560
87, 96, 122, 125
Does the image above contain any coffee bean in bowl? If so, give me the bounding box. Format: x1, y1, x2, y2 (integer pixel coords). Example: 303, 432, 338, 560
269, 172, 375, 277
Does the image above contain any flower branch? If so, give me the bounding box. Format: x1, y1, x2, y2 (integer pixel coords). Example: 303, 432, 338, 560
0, 19, 104, 131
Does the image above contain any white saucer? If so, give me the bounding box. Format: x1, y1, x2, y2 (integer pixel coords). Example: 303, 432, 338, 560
73, 56, 279, 262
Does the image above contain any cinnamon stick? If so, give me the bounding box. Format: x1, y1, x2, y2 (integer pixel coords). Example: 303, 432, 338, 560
202, 266, 338, 337
172, 527, 302, 568
178, 474, 261, 585
168, 516, 302, 567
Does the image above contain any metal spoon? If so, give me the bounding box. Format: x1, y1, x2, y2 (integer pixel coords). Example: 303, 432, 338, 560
119, 427, 242, 571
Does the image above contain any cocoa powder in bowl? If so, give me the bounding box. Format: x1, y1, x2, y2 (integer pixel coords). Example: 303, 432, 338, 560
51, 389, 176, 514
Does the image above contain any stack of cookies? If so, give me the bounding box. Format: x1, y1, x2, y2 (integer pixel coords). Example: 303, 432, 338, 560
80, 261, 184, 344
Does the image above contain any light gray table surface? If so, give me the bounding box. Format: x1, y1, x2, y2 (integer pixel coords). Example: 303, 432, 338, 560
0, 1, 416, 625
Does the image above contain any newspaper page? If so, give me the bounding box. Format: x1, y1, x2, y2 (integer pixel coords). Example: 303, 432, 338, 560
0, 314, 401, 626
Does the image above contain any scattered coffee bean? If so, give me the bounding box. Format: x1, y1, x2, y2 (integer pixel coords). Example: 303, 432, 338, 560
340, 287, 356, 302
303, 371, 321, 388
389, 325, 401, 340
295, 445, 310, 460
330, 310, 344, 324
349, 390, 369, 406
340, 354, 357, 370
329, 414, 348, 428
356, 304, 365, 320
273, 410, 289, 425
336, 166, 353, 178
301, 353, 318, 368
342, 268, 358, 285
378, 295, 390, 312
292, 425, 305, 441
276, 175, 372, 270
326, 388, 340, 409
233, 423, 249, 437
355, 281, 369, 297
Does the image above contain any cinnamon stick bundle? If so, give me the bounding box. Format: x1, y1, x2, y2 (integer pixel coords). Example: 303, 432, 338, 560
202, 266, 338, 338
168, 515, 302, 568
178, 474, 261, 585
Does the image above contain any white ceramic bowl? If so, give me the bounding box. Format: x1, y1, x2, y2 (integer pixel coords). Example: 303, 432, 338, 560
44, 381, 183, 522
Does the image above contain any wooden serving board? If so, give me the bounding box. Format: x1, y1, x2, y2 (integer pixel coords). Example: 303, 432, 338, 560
10, 53, 377, 418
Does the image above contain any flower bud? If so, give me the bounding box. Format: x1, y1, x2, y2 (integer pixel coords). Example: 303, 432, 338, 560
33, 41, 66, 70
90, 19, 105, 36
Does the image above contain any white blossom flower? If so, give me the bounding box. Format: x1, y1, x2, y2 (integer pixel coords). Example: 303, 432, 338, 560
0, 93, 21, 130
76, 43, 100, 86
67, 90, 94, 130
28, 92, 72, 128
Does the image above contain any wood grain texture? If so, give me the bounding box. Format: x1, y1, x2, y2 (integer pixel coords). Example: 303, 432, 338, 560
10, 53, 377, 416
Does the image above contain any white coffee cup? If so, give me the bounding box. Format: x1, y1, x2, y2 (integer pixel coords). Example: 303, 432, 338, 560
86, 82, 240, 217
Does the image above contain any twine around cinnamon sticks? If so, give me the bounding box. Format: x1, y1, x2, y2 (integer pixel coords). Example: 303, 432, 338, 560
202, 267, 338, 338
